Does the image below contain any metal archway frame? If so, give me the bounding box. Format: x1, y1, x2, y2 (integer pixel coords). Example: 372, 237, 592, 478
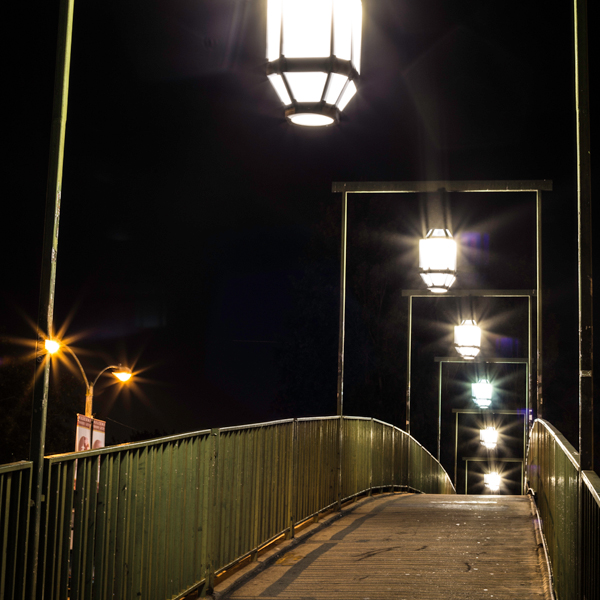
331, 180, 552, 428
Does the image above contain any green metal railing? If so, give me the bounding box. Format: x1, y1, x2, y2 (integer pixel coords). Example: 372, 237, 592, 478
0, 461, 32, 600
527, 419, 600, 600
1, 415, 453, 599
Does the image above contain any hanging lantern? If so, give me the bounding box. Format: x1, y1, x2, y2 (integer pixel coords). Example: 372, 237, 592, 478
480, 427, 498, 449
266, 0, 362, 126
472, 379, 493, 408
484, 472, 501, 492
454, 320, 481, 359
419, 229, 457, 293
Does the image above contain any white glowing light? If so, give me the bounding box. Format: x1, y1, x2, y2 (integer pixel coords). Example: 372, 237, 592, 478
419, 229, 457, 293
266, 0, 362, 125
480, 427, 499, 450
472, 379, 493, 408
484, 472, 501, 492
455, 320, 481, 359
45, 339, 60, 354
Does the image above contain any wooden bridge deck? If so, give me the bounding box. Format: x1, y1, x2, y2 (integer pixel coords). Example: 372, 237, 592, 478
217, 493, 552, 600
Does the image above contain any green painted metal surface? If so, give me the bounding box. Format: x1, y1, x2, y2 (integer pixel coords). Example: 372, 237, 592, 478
527, 419, 600, 599
2, 417, 454, 599
0, 461, 32, 600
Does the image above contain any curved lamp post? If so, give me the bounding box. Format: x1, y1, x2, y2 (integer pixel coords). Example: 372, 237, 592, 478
266, 0, 362, 126
454, 319, 481, 359
45, 339, 132, 417
419, 229, 457, 293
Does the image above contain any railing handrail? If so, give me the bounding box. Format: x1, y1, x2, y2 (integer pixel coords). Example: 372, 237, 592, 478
0, 460, 32, 474
530, 418, 581, 469
582, 469, 600, 506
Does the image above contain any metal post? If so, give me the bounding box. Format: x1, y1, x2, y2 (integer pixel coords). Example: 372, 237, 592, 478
337, 191, 348, 416
536, 190, 543, 419
574, 0, 593, 472
454, 412, 459, 489
28, 0, 75, 596
437, 361, 443, 461
406, 295, 413, 434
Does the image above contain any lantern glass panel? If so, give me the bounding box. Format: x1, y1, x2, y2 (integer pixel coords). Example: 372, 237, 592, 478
283, 0, 332, 58
455, 320, 481, 347
268, 74, 292, 105
484, 472, 501, 491
286, 72, 328, 102
338, 80, 357, 111
333, 0, 352, 60
472, 379, 493, 401
351, 0, 362, 72
480, 427, 498, 449
325, 73, 348, 105
267, 0, 282, 60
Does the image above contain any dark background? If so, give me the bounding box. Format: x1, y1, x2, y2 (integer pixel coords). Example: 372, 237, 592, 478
1, 0, 597, 488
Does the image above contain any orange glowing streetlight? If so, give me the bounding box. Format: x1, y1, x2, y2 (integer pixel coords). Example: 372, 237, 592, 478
45, 338, 132, 417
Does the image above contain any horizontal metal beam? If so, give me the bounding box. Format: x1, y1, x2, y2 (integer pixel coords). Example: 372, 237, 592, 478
402, 289, 535, 297
463, 457, 525, 462
452, 409, 525, 415
435, 357, 529, 364
332, 180, 553, 194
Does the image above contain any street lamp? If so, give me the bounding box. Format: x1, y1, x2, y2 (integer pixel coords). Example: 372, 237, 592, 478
266, 0, 362, 126
454, 320, 481, 359
484, 471, 501, 492
45, 338, 132, 417
480, 426, 498, 449
472, 379, 493, 408
418, 229, 457, 293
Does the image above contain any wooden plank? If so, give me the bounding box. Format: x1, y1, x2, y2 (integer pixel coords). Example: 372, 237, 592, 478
228, 494, 552, 600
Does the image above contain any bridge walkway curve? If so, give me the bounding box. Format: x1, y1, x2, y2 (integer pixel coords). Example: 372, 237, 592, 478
216, 493, 553, 600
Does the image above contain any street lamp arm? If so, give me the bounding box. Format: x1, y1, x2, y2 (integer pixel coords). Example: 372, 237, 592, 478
62, 344, 91, 390
90, 365, 122, 389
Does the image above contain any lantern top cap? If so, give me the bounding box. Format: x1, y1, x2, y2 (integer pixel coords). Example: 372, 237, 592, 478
426, 228, 453, 239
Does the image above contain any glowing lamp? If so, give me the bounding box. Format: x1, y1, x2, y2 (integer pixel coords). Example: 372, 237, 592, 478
480, 427, 498, 450
44, 339, 60, 354
454, 320, 481, 359
472, 379, 493, 408
419, 229, 457, 293
484, 472, 501, 492
112, 366, 132, 382
266, 0, 362, 126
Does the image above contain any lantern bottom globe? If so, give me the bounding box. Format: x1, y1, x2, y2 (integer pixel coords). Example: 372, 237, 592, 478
288, 113, 334, 126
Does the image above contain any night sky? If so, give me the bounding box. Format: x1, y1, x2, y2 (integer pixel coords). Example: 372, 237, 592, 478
2, 0, 598, 476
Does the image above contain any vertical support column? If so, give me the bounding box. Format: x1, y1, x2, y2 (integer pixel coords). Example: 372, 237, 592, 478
437, 362, 443, 462
286, 420, 297, 539
535, 190, 543, 420
454, 412, 459, 490
406, 296, 413, 434
574, 0, 593, 473
28, 0, 75, 597
337, 192, 348, 416
336, 416, 344, 511
574, 1, 593, 598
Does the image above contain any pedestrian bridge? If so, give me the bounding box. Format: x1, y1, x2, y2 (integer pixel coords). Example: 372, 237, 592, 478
1, 417, 599, 599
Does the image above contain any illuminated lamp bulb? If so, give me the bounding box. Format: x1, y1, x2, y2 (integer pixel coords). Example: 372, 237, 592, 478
472, 379, 493, 408
44, 339, 60, 354
112, 366, 132, 382
266, 0, 362, 126
454, 320, 481, 359
419, 229, 457, 293
484, 472, 501, 492
480, 427, 499, 450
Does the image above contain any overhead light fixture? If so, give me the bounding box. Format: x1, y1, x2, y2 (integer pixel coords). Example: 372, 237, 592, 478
419, 229, 457, 293
112, 366, 132, 382
484, 472, 501, 492
266, 0, 362, 126
472, 379, 493, 408
480, 427, 498, 449
454, 320, 481, 359
44, 339, 60, 354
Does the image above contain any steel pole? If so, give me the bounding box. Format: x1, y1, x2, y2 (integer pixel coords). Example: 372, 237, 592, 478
336, 192, 348, 416
28, 0, 75, 595
574, 0, 593, 472
536, 191, 543, 420
406, 296, 413, 434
